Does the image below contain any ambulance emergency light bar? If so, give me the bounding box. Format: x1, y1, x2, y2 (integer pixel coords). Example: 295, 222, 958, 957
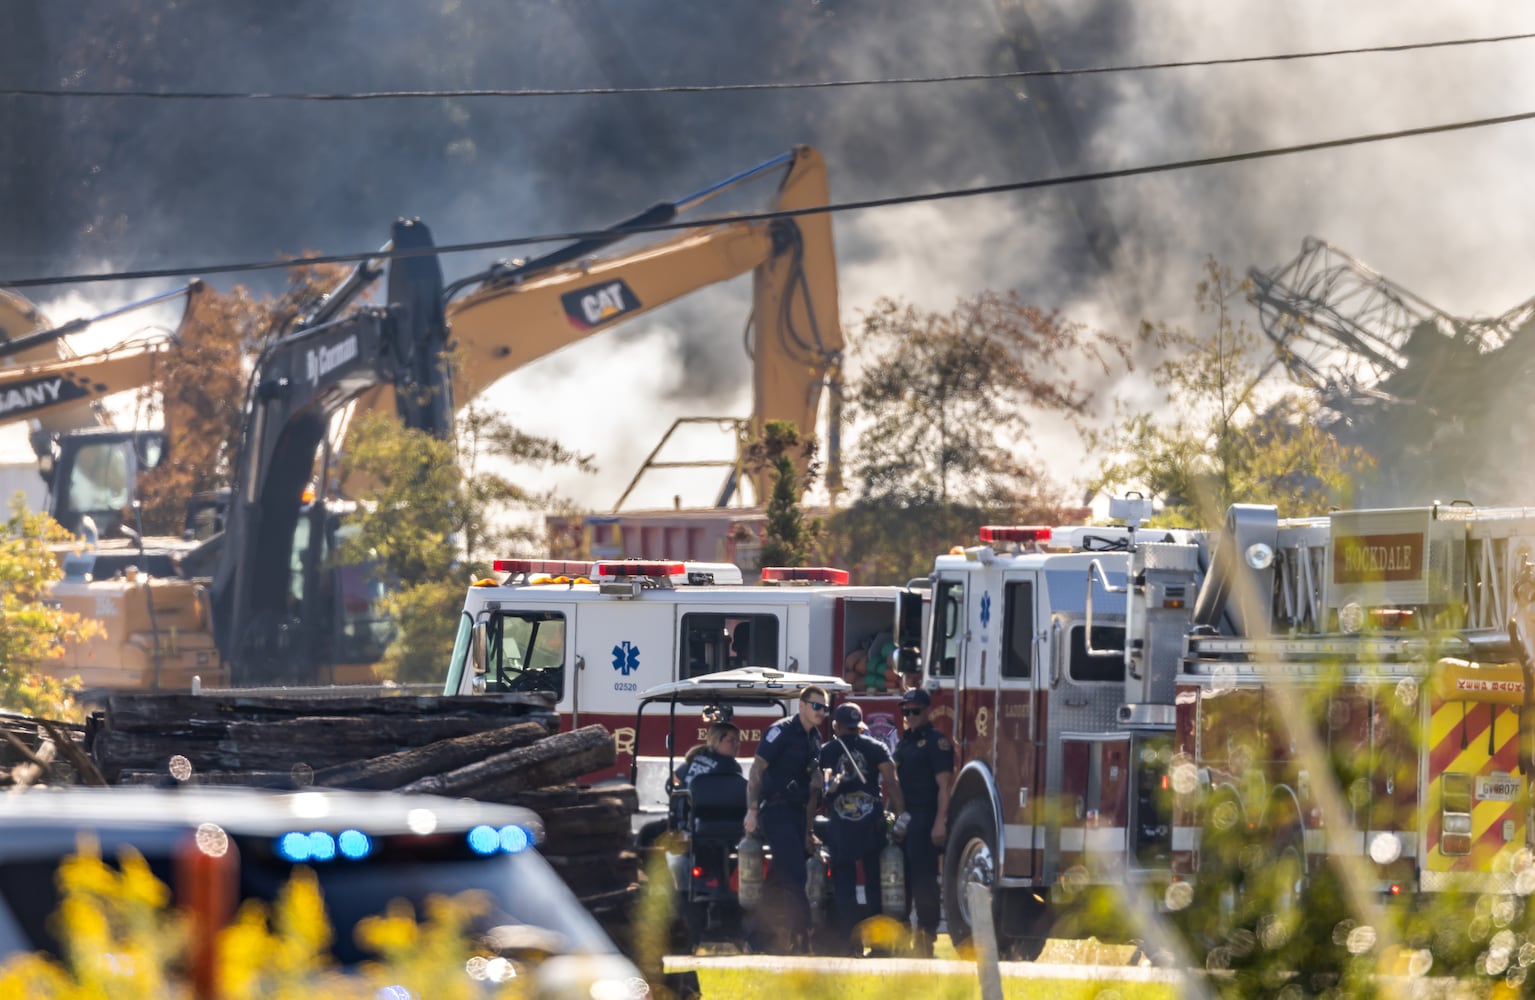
591, 560, 688, 579
492, 559, 595, 578
760, 566, 850, 585
978, 525, 1052, 545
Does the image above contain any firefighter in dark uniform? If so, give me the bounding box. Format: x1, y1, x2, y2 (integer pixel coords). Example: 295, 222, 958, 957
744, 685, 827, 953
819, 701, 904, 954
893, 687, 953, 958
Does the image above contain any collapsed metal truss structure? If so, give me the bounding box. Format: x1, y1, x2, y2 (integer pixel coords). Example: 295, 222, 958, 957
1247, 237, 1535, 502
1249, 236, 1535, 412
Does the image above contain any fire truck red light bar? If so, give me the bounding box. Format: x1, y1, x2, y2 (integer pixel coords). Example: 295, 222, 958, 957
593, 561, 687, 578
978, 525, 1052, 544
760, 566, 850, 585
493, 559, 594, 576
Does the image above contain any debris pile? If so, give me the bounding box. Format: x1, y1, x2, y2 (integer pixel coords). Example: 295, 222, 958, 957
0, 712, 97, 788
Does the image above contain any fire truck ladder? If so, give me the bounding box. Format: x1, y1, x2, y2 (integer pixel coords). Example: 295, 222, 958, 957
1272, 517, 1331, 633
1447, 505, 1535, 632
1271, 505, 1535, 636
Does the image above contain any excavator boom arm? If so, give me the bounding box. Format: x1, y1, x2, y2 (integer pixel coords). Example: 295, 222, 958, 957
447, 223, 777, 399
0, 342, 173, 427
210, 220, 451, 684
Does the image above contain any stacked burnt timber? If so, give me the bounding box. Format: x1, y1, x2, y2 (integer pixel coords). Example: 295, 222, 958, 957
85, 692, 640, 925
493, 782, 642, 943
0, 713, 101, 789
90, 692, 559, 783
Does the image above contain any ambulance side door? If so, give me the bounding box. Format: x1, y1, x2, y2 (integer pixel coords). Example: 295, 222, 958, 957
677, 602, 789, 758
573, 600, 673, 739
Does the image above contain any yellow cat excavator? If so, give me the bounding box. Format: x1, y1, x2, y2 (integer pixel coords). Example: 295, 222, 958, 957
347, 143, 843, 503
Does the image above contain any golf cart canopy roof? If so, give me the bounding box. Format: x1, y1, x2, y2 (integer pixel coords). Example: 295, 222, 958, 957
637, 666, 851, 707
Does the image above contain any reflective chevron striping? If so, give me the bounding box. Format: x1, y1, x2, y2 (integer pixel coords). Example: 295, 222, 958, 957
1424, 697, 1524, 874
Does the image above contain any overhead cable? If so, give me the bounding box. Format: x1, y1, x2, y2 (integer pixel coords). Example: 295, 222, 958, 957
5, 104, 1535, 289
3, 30, 1534, 101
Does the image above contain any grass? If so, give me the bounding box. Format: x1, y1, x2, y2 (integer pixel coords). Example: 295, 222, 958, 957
670, 934, 1184, 1000
682, 961, 1181, 1000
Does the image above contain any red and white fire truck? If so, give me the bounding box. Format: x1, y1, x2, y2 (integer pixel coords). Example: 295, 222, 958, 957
909, 497, 1535, 957
440, 559, 908, 804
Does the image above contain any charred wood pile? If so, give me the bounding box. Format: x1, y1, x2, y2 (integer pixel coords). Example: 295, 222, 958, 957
0, 712, 99, 789
30, 692, 641, 928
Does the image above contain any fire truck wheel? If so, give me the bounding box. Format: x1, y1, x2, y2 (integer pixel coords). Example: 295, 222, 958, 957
943, 799, 999, 945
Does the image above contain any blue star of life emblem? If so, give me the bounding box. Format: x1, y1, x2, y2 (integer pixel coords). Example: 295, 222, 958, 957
980, 591, 992, 629
612, 641, 641, 676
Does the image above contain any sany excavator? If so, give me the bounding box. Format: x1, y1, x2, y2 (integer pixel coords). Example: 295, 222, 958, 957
20, 145, 845, 690
0, 284, 204, 544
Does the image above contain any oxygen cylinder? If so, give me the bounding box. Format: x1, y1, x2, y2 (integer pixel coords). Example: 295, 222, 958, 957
805, 845, 832, 924
736, 834, 765, 909
879, 840, 906, 916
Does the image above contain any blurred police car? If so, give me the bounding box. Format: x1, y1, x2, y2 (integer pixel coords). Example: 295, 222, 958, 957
0, 786, 646, 997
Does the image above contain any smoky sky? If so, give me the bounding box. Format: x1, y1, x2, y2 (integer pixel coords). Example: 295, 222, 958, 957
5, 1, 1535, 508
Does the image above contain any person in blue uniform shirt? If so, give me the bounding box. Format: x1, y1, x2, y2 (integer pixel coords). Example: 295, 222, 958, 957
673, 721, 743, 787
818, 701, 904, 954
744, 684, 827, 953
893, 687, 953, 958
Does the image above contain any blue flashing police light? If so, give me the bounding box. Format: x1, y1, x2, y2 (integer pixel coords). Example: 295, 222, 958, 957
277, 830, 352, 863
499, 825, 532, 854
337, 829, 373, 860
278, 831, 313, 862
468, 824, 501, 856
308, 831, 337, 862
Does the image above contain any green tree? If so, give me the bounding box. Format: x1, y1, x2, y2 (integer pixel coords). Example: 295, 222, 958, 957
845, 292, 1120, 506
746, 421, 818, 568
827, 292, 1123, 582
1085, 258, 1375, 527
336, 404, 593, 683
0, 497, 96, 718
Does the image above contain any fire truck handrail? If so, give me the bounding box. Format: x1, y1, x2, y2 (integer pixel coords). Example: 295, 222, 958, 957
1085, 558, 1129, 658
1185, 630, 1514, 664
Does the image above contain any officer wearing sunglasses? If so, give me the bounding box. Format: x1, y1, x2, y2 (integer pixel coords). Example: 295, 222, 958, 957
893, 687, 953, 958
744, 685, 828, 953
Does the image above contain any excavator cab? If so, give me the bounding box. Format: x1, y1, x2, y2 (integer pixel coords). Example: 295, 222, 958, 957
41, 427, 165, 537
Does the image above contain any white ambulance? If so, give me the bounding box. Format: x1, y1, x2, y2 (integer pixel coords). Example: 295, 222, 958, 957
441, 559, 909, 804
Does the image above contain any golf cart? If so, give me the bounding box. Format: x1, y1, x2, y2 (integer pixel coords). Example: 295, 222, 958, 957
631, 666, 851, 951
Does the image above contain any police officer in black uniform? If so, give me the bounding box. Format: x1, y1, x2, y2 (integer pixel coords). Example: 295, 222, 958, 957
673, 722, 743, 788
744, 685, 827, 953
819, 701, 904, 954
893, 687, 953, 958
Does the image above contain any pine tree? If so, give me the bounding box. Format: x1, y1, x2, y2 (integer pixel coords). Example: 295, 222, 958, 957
747, 421, 818, 569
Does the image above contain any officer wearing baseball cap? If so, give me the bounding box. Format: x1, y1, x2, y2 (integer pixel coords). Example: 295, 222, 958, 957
894, 687, 952, 957
818, 701, 904, 954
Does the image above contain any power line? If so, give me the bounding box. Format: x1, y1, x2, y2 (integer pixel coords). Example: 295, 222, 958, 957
5, 104, 1534, 289
4, 30, 1534, 102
